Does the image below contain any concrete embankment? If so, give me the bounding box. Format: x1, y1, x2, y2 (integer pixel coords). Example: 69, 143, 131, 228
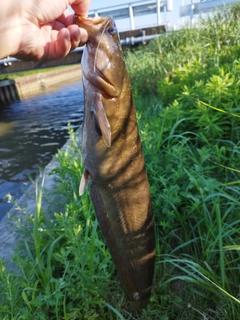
0, 129, 81, 267
0, 65, 81, 105
15, 65, 81, 100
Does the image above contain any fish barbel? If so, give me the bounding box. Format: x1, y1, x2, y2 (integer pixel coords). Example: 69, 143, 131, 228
75, 15, 155, 310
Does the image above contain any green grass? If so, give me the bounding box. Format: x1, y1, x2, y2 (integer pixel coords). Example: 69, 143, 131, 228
1, 3, 240, 319
0, 65, 78, 80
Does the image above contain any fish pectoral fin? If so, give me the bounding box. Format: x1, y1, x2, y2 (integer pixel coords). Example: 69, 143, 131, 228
79, 169, 91, 195
94, 93, 111, 147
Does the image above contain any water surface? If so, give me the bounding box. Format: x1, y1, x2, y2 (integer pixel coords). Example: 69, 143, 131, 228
0, 81, 84, 220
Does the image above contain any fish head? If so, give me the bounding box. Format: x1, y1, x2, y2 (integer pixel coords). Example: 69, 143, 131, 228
75, 15, 125, 98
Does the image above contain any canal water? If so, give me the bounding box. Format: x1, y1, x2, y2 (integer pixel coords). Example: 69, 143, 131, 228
0, 80, 84, 221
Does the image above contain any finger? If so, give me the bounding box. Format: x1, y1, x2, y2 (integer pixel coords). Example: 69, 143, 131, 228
71, 0, 92, 18
52, 20, 66, 31
55, 28, 72, 59
79, 27, 88, 45
57, 9, 74, 26
67, 25, 80, 50
44, 28, 71, 61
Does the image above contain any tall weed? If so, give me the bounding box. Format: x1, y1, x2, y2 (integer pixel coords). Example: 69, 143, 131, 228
126, 3, 240, 318
0, 128, 120, 319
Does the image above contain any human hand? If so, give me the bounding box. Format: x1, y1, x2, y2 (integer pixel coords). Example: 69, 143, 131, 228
0, 0, 91, 61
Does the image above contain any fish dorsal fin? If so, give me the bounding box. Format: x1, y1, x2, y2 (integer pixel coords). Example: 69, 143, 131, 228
93, 93, 111, 147
79, 169, 91, 195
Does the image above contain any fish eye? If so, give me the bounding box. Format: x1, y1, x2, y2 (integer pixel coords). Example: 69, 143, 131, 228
108, 27, 117, 36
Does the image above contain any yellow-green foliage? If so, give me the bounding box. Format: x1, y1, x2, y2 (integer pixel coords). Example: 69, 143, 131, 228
125, 4, 240, 319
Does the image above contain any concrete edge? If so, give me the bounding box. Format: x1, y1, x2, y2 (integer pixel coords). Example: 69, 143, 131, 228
0, 128, 81, 264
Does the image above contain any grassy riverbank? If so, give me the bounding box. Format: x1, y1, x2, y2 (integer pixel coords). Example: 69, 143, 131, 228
1, 4, 240, 319
0, 65, 76, 80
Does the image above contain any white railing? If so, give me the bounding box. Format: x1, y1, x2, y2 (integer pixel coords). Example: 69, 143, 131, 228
89, 0, 173, 30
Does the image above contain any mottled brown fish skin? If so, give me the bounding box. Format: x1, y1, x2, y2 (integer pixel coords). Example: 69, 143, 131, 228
75, 15, 155, 311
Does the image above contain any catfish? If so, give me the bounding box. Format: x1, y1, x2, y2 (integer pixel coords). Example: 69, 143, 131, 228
75, 15, 155, 311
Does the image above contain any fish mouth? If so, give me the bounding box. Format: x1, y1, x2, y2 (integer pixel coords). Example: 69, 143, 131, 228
94, 67, 117, 98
